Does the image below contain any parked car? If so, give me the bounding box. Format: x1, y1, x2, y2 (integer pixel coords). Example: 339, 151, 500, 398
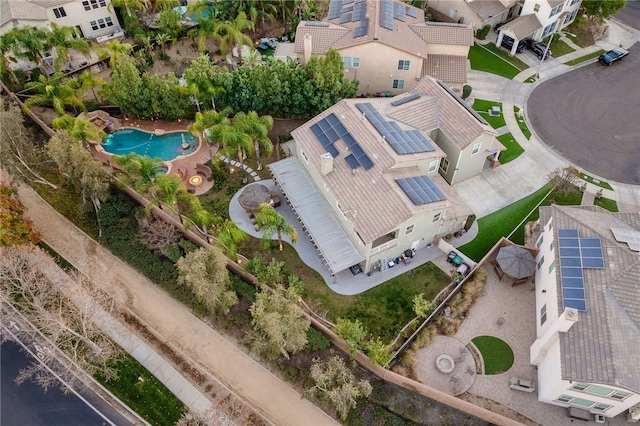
599, 47, 629, 65
500, 36, 526, 53
523, 39, 552, 60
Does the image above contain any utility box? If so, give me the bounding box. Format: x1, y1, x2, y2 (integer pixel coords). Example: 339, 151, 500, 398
567, 407, 591, 422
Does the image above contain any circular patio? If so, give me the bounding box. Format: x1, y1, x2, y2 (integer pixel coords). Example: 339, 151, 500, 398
415, 335, 477, 395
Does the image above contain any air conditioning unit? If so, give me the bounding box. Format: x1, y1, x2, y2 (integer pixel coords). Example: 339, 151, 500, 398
594, 414, 606, 424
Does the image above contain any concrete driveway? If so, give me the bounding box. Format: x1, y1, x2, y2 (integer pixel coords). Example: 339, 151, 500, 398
527, 43, 640, 184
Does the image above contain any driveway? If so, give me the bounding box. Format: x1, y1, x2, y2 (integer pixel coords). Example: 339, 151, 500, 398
526, 43, 640, 184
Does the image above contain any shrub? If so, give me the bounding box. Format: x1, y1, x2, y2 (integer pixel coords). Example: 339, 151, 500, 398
475, 24, 491, 40
435, 316, 462, 336
306, 327, 331, 351
462, 84, 472, 100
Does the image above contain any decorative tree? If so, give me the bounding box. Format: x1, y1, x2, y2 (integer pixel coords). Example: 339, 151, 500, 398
255, 203, 297, 251
336, 318, 367, 360
235, 111, 273, 170
23, 72, 86, 115
214, 11, 254, 65
46, 23, 90, 72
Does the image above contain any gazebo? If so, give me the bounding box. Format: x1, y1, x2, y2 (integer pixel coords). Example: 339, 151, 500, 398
238, 184, 271, 212
494, 244, 536, 286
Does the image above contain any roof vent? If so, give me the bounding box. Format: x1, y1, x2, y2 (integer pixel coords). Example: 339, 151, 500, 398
320, 152, 333, 175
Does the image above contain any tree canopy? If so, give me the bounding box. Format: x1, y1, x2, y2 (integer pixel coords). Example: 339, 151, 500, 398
582, 0, 626, 20
0, 184, 41, 246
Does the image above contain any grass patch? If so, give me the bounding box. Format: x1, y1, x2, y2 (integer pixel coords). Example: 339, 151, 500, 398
468, 43, 524, 79
565, 17, 595, 48
514, 106, 531, 139
94, 354, 185, 426
579, 173, 613, 190
564, 49, 605, 66
543, 33, 575, 57
472, 336, 514, 375
524, 75, 536, 83
496, 133, 524, 164
594, 197, 618, 212
472, 99, 506, 129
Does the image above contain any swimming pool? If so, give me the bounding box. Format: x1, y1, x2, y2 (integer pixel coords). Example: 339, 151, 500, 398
102, 129, 198, 161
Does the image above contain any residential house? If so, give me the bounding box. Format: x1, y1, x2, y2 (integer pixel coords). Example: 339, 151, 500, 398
288, 0, 474, 94
530, 205, 640, 420
427, 0, 519, 30
269, 76, 502, 276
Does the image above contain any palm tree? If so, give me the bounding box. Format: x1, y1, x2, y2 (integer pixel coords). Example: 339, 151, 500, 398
148, 173, 188, 224
77, 70, 106, 103
113, 152, 164, 192
189, 109, 230, 159
210, 118, 253, 183
23, 73, 86, 115
187, 13, 219, 53
235, 111, 273, 170
109, 0, 149, 17
46, 23, 90, 72
104, 39, 133, 68
155, 33, 172, 59
213, 11, 254, 65
255, 203, 298, 251
0, 32, 21, 87
8, 26, 49, 74
216, 219, 248, 261
52, 115, 106, 145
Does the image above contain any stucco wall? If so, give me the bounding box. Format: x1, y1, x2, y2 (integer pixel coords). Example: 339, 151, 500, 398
47, 1, 122, 39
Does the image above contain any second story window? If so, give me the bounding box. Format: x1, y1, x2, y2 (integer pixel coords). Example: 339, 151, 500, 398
83, 0, 107, 11
90, 17, 114, 31
53, 7, 67, 18
398, 59, 410, 70
392, 79, 404, 89
549, 3, 563, 17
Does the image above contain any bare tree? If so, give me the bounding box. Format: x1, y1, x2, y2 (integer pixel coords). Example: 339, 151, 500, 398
137, 213, 181, 257
546, 166, 580, 196
174, 395, 261, 426
0, 246, 122, 393
308, 355, 372, 420
0, 98, 57, 189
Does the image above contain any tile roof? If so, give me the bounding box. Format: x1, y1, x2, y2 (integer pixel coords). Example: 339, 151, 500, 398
467, 0, 511, 21
411, 77, 497, 149
292, 21, 351, 55
410, 22, 474, 46
30, 0, 71, 7
502, 13, 542, 40
291, 95, 453, 243
1, 0, 49, 28
540, 205, 640, 393
422, 54, 468, 84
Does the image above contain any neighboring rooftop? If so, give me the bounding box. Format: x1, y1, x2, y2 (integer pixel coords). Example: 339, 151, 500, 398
540, 205, 640, 393
467, 0, 511, 22
501, 13, 543, 39
0, 0, 48, 28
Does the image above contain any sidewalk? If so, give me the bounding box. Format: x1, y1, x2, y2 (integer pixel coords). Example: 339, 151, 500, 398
13, 181, 338, 426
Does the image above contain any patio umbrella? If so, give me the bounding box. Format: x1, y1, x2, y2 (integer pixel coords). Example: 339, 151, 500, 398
496, 245, 536, 280
238, 184, 271, 212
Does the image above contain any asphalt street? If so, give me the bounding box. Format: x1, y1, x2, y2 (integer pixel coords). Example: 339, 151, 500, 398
526, 43, 640, 184
614, 1, 640, 29
1, 341, 132, 426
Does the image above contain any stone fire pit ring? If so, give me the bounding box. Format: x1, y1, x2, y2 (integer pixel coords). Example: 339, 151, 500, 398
436, 354, 455, 373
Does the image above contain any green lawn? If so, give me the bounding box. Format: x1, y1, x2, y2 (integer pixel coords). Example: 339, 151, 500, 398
579, 172, 613, 190
95, 355, 185, 426
594, 197, 618, 212
472, 99, 506, 129
543, 34, 575, 57
514, 106, 531, 139
564, 49, 605, 66
496, 133, 524, 164
468, 43, 526, 79
524, 75, 536, 83
472, 336, 514, 375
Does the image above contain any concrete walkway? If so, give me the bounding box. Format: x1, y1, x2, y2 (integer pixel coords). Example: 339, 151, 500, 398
13, 181, 337, 426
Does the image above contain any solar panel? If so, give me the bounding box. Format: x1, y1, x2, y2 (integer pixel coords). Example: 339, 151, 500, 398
558, 229, 579, 238
310, 123, 323, 138
350, 143, 364, 158
396, 176, 446, 206
328, 0, 343, 20
390, 93, 420, 106
359, 154, 374, 170
564, 299, 586, 311
310, 113, 375, 169
563, 288, 585, 300
344, 154, 359, 169
559, 238, 579, 247
561, 267, 582, 278
561, 277, 583, 288
582, 257, 605, 268
340, 13, 352, 23
559, 247, 580, 257
353, 25, 367, 38
353, 2, 366, 21
611, 227, 640, 251
406, 6, 418, 18
394, 3, 406, 22
380, 0, 394, 30
561, 257, 582, 267
326, 144, 340, 157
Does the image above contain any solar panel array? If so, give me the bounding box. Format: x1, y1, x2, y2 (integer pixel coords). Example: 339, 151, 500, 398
309, 113, 374, 170
390, 93, 420, 106
355, 103, 436, 154
558, 229, 605, 312
396, 176, 446, 205
380, 1, 419, 30
327, 0, 369, 38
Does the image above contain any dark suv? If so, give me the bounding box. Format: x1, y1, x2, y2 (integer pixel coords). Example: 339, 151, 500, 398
501, 36, 525, 53
523, 39, 552, 60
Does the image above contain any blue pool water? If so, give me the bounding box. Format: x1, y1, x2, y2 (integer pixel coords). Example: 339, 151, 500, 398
103, 129, 198, 161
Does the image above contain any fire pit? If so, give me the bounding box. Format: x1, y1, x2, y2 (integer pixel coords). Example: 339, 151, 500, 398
189, 175, 203, 187
436, 354, 455, 373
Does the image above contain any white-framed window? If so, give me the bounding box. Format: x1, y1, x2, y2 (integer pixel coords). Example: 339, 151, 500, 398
352, 57, 360, 68
343, 56, 351, 68
53, 7, 67, 18
542, 22, 557, 37
548, 261, 555, 273
537, 256, 545, 270
550, 242, 554, 251
570, 0, 580, 5
557, 395, 572, 403
90, 17, 114, 31
549, 3, 563, 17
533, 3, 540, 12
540, 304, 547, 325
433, 212, 441, 222
392, 79, 405, 89
593, 403, 613, 412
428, 160, 438, 173
405, 224, 414, 235
572, 383, 633, 401
439, 158, 449, 173
471, 142, 481, 155
565, 9, 578, 24
83, 0, 107, 11
536, 235, 544, 248
397, 59, 410, 70
611, 391, 632, 401
572, 383, 590, 391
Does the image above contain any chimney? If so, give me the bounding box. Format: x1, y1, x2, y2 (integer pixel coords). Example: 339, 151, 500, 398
320, 152, 333, 175
303, 34, 312, 65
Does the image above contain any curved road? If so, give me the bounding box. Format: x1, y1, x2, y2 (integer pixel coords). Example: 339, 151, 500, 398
527, 43, 640, 184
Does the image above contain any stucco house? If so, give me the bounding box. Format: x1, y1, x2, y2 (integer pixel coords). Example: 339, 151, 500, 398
269, 76, 502, 276
530, 205, 640, 420
287, 0, 474, 94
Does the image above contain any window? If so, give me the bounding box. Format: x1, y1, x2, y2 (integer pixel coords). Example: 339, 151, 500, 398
439, 158, 449, 173
392, 79, 405, 89
90, 17, 114, 31
433, 212, 441, 222
533, 3, 540, 12
557, 395, 572, 403
405, 224, 414, 235
611, 391, 631, 401
550, 242, 554, 252
549, 3, 563, 17
537, 256, 545, 270
83, 0, 107, 11
53, 7, 67, 18
571, 383, 590, 392
540, 304, 547, 325
428, 160, 438, 173
343, 57, 351, 68
565, 9, 577, 24
548, 261, 555, 273
397, 59, 410, 70
572, 383, 632, 401
593, 403, 612, 412
352, 57, 360, 68
536, 235, 544, 248
471, 142, 481, 155
542, 22, 557, 37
